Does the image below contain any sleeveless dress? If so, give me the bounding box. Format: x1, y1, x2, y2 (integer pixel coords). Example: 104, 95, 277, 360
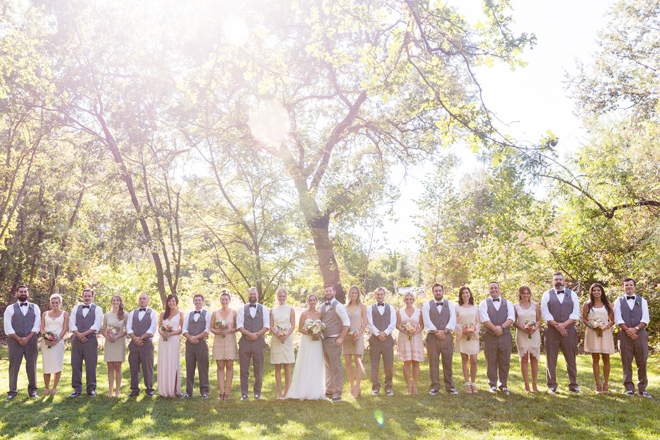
212, 309, 238, 361
514, 302, 541, 360
397, 308, 424, 362
285, 318, 326, 400
270, 305, 295, 364
157, 313, 182, 397
103, 312, 127, 362
342, 305, 364, 355
454, 305, 481, 355
41, 312, 65, 374
584, 306, 615, 354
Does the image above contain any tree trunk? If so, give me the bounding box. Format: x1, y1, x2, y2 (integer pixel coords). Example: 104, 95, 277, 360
306, 211, 345, 303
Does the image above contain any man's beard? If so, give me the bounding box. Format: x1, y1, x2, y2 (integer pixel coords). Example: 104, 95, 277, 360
18, 295, 27, 302
554, 283, 564, 290
249, 298, 257, 304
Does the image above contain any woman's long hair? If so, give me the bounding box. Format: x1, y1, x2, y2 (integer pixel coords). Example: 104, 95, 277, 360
458, 286, 474, 306
163, 294, 178, 320
347, 285, 362, 307
587, 283, 611, 316
111, 295, 125, 321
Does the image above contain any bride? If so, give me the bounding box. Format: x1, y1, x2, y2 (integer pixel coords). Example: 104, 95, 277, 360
285, 293, 326, 400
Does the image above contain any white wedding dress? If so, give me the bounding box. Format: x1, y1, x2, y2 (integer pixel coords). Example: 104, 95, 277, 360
285, 319, 326, 400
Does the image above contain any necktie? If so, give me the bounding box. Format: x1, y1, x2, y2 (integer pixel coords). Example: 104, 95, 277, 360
492, 298, 500, 302
19, 302, 28, 307
627, 296, 635, 300
377, 303, 385, 307
249, 304, 257, 308
82, 305, 90, 309
194, 310, 202, 314
139, 308, 146, 312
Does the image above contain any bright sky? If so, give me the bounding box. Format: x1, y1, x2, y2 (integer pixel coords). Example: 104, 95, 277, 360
379, 0, 615, 253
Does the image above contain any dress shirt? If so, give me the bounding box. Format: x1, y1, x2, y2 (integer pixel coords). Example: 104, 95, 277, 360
614, 295, 650, 326
236, 304, 271, 330
422, 300, 456, 332
324, 301, 351, 338
366, 303, 397, 335
479, 297, 515, 324
126, 308, 159, 336
540, 289, 580, 322
69, 303, 104, 333
3, 302, 41, 335
182, 309, 211, 334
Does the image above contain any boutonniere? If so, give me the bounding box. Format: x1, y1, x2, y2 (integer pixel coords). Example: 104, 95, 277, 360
635, 298, 641, 308
327, 304, 334, 311
28, 304, 34, 311
256, 307, 262, 315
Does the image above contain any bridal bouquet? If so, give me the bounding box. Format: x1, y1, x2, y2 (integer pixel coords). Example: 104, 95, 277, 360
215, 319, 228, 338
305, 319, 326, 341
106, 325, 120, 339
590, 319, 608, 337
463, 323, 477, 341
524, 320, 536, 339
347, 328, 359, 343
43, 331, 58, 349
403, 322, 418, 341
160, 324, 174, 341
275, 325, 288, 338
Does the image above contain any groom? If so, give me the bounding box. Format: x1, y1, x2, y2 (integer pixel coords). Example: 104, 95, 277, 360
320, 284, 350, 402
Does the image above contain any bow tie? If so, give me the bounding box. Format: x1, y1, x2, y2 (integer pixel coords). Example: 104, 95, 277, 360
19, 302, 28, 307
249, 304, 257, 308
139, 308, 146, 312
82, 305, 90, 309
627, 296, 636, 300
377, 303, 385, 307
194, 310, 202, 314
435, 302, 443, 306
492, 298, 500, 302
325, 302, 332, 306
556, 290, 565, 294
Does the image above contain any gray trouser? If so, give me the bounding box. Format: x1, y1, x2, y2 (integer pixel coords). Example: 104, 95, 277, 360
323, 337, 343, 397
426, 333, 455, 391
185, 339, 209, 396
128, 339, 154, 394
545, 326, 578, 391
7, 337, 38, 397
619, 329, 648, 393
483, 331, 512, 389
71, 335, 98, 393
369, 335, 394, 392
239, 342, 264, 397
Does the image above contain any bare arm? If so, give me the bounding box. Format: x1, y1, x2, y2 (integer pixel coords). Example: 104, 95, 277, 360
395, 310, 405, 333
298, 312, 310, 336
581, 303, 590, 327
359, 304, 368, 334
60, 313, 70, 341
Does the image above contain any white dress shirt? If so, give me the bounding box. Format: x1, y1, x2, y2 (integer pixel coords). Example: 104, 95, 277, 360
366, 303, 397, 335
540, 289, 580, 322
614, 295, 650, 326
126, 308, 159, 336
69, 303, 104, 333
236, 304, 271, 330
182, 309, 211, 334
322, 300, 351, 338
479, 297, 516, 324
422, 300, 456, 331
3, 301, 41, 336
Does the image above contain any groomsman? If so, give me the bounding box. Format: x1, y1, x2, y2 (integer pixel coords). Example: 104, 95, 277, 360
3, 285, 40, 401
126, 293, 158, 397
182, 294, 211, 399
237, 287, 269, 401
541, 272, 580, 394
479, 281, 514, 395
422, 283, 458, 395
614, 278, 652, 398
68, 288, 103, 397
367, 287, 397, 396
321, 284, 350, 402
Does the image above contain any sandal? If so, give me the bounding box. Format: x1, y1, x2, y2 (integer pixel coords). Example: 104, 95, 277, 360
224, 393, 230, 400
412, 386, 418, 395
43, 389, 51, 398
465, 383, 473, 394
471, 383, 478, 394
406, 385, 412, 395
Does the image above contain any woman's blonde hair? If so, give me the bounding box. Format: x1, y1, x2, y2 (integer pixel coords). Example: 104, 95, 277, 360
305, 293, 318, 305
347, 285, 362, 306
403, 292, 416, 303
49, 293, 63, 303
277, 287, 288, 296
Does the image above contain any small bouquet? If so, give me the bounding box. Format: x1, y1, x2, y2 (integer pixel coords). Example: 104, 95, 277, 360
160, 324, 174, 341
106, 325, 120, 339
463, 323, 477, 341
43, 331, 58, 349
305, 319, 326, 341
215, 319, 228, 338
347, 328, 359, 343
523, 320, 536, 339
275, 325, 288, 338
403, 322, 418, 341
590, 319, 608, 337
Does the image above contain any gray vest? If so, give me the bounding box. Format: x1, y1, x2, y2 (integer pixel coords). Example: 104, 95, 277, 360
486, 297, 511, 336
428, 299, 450, 330
11, 303, 36, 338
371, 303, 391, 332
242, 304, 265, 333
187, 310, 207, 337
132, 307, 153, 338
547, 289, 575, 328
618, 296, 643, 328
76, 304, 97, 333
321, 299, 342, 338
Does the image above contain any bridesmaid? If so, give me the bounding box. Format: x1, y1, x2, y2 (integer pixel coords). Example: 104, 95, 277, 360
513, 286, 542, 393
210, 290, 238, 400
102, 295, 127, 397
396, 292, 424, 394
157, 294, 183, 397
343, 285, 367, 398
40, 294, 69, 397
582, 283, 615, 394
454, 286, 480, 393
270, 288, 296, 399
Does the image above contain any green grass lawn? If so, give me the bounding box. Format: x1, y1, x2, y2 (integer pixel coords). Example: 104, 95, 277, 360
0, 344, 658, 439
